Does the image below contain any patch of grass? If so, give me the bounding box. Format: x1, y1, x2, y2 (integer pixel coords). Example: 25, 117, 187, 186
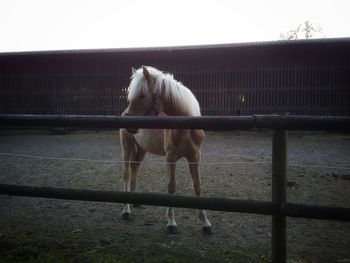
0, 232, 268, 263
80, 234, 269, 263
0, 235, 66, 263
0, 217, 269, 263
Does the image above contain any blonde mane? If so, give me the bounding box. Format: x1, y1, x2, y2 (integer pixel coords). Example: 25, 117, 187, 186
128, 66, 201, 116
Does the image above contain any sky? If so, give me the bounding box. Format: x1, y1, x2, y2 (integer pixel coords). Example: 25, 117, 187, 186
0, 0, 349, 52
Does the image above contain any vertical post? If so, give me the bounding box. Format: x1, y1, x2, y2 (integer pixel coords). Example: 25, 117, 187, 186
272, 129, 287, 263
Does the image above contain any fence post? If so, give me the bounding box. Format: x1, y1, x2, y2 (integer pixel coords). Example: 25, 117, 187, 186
272, 129, 287, 263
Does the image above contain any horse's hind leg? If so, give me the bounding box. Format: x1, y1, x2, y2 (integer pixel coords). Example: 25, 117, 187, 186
187, 152, 212, 234
130, 145, 146, 206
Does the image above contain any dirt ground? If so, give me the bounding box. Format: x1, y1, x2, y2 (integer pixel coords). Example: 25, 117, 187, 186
0, 129, 349, 262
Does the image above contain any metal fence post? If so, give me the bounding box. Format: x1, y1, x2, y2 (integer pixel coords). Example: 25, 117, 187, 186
272, 129, 287, 263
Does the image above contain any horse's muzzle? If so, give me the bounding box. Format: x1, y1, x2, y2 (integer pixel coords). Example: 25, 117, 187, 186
124, 113, 139, 134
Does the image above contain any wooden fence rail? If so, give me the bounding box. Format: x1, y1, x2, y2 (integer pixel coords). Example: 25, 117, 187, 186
1, 114, 350, 263
0, 184, 349, 221
1, 114, 350, 131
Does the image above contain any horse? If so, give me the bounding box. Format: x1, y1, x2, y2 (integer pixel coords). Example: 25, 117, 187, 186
120, 66, 212, 234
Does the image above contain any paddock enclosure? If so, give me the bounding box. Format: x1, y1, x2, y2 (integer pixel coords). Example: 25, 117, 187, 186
1, 38, 350, 116
1, 39, 350, 263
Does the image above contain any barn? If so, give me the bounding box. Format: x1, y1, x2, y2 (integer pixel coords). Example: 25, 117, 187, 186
1, 38, 349, 116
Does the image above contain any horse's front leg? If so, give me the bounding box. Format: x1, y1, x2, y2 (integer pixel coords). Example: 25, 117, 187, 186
122, 152, 132, 219
120, 129, 134, 220
166, 152, 178, 234
188, 152, 212, 234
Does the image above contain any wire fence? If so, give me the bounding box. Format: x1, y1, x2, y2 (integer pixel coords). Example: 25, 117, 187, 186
1, 114, 350, 263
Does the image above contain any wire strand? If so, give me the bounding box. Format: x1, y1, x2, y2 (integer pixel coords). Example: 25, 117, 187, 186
0, 152, 270, 165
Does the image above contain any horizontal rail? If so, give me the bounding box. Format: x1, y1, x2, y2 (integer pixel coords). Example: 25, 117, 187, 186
1, 114, 350, 131
0, 184, 349, 221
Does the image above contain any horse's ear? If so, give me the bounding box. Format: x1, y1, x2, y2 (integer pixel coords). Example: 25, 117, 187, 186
142, 66, 151, 83
131, 67, 136, 75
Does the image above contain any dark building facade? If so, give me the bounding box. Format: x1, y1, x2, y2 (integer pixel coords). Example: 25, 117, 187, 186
1, 38, 349, 116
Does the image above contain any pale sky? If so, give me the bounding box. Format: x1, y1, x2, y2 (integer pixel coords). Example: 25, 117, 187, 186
0, 0, 349, 52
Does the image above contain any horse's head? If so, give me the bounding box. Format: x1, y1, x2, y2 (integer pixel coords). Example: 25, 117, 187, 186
124, 66, 161, 134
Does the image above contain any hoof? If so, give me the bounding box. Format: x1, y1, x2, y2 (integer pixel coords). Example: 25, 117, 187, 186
202, 225, 212, 235
122, 212, 132, 221
166, 225, 178, 234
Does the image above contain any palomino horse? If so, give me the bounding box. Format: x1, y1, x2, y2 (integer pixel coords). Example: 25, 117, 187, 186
120, 66, 211, 234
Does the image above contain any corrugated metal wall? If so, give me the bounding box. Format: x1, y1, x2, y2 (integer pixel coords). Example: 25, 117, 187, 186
1, 39, 349, 116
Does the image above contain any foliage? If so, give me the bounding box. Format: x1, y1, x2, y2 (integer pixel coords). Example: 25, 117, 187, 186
280, 21, 324, 40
